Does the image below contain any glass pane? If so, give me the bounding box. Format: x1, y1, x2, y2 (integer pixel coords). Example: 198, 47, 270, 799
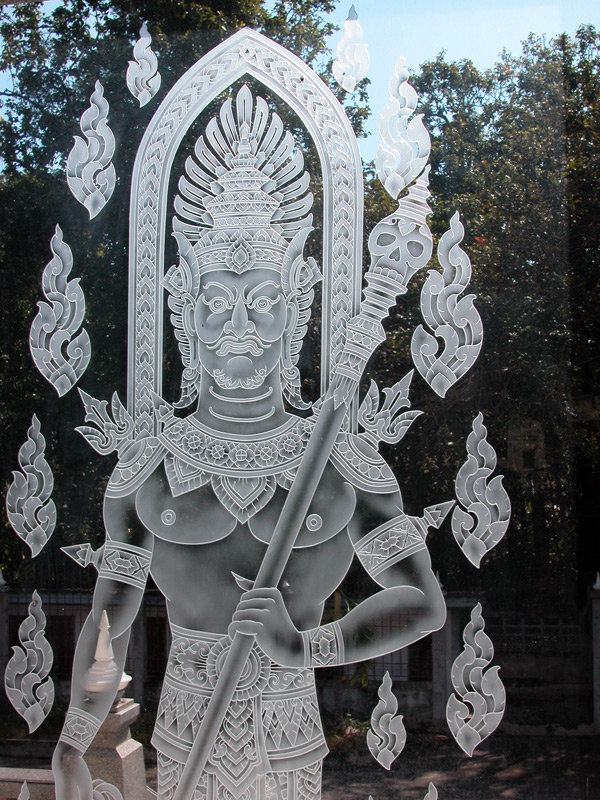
1, 4, 598, 800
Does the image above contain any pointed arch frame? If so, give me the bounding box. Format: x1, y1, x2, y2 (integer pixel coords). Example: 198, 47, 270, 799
128, 28, 363, 436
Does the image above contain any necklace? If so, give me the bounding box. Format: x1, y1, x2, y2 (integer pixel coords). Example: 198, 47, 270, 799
159, 411, 313, 477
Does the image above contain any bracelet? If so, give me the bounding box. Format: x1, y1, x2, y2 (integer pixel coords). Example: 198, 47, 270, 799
301, 621, 345, 667
59, 707, 102, 753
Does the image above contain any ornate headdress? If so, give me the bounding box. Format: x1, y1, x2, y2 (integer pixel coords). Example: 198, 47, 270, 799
163, 85, 322, 409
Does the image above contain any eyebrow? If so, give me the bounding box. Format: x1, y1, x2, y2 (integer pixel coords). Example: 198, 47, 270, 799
203, 282, 235, 304
246, 280, 280, 302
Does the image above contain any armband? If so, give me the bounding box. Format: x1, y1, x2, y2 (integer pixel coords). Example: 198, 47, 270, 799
301, 621, 345, 667
98, 539, 152, 589
353, 512, 426, 578
59, 707, 102, 753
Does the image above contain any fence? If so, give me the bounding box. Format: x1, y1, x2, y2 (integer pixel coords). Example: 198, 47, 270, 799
0, 587, 595, 727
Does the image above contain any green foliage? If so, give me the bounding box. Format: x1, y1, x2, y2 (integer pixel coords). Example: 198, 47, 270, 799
392, 27, 599, 611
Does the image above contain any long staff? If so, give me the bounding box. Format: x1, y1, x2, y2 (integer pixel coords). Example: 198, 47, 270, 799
172, 172, 432, 800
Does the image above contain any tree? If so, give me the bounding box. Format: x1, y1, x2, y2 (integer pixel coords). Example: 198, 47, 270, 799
391, 27, 600, 611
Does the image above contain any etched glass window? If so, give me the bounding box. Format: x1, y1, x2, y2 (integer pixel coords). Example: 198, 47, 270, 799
0, 4, 598, 800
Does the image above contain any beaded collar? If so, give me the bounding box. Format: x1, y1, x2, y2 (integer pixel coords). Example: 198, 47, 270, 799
157, 408, 313, 477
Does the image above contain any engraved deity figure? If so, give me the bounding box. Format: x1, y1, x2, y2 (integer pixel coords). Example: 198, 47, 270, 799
53, 85, 446, 800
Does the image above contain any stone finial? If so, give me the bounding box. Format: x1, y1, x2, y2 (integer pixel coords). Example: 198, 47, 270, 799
84, 611, 120, 693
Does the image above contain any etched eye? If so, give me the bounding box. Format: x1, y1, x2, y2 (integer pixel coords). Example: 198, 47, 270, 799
251, 296, 274, 313
205, 296, 230, 313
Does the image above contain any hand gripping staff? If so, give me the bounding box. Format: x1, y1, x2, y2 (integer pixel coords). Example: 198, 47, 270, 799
172, 171, 433, 800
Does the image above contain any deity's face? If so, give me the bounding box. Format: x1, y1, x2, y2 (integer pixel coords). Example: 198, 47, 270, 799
193, 267, 291, 390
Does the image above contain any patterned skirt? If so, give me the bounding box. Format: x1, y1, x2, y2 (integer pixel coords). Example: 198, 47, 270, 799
152, 625, 328, 800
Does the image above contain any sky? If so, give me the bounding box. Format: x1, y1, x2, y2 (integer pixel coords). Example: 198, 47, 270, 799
2, 0, 599, 163
324, 0, 600, 160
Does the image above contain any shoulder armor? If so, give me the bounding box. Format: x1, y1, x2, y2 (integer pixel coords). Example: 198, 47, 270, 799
331, 432, 398, 494
106, 436, 166, 499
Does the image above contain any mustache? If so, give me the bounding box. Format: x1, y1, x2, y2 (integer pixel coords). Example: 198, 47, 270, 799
208, 336, 265, 357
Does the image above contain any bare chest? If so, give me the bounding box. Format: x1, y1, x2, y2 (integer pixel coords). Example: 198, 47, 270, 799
148, 519, 355, 631
135, 461, 356, 547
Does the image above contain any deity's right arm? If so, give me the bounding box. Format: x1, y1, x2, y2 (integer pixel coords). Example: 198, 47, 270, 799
55, 490, 153, 760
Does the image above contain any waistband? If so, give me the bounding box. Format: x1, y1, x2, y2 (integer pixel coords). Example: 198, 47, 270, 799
164, 623, 318, 698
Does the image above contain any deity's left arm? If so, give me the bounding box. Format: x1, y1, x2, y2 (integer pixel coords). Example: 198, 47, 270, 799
301, 490, 446, 667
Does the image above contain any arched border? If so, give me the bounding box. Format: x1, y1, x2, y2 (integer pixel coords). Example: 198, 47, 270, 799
128, 28, 363, 436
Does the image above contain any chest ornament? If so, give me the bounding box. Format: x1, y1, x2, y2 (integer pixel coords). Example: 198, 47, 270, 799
157, 409, 311, 521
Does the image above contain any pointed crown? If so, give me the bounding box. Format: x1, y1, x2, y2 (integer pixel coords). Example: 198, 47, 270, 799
169, 84, 313, 276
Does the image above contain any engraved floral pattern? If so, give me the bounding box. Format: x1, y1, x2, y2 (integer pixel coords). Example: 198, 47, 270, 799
159, 414, 312, 477
126, 22, 161, 107
446, 603, 505, 756
367, 671, 407, 769
6, 415, 56, 557
411, 213, 483, 398
66, 81, 116, 219
452, 413, 511, 567
29, 226, 91, 397
332, 5, 370, 93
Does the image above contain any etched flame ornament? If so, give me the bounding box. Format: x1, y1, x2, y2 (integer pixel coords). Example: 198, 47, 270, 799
367, 671, 407, 769
332, 5, 369, 93
18, 783, 30, 800
446, 603, 505, 756
452, 413, 511, 567
376, 56, 431, 200
4, 590, 54, 732
126, 22, 161, 107
6, 415, 56, 557
76, 389, 135, 456
66, 81, 116, 218
29, 225, 90, 396
411, 212, 483, 397
423, 784, 438, 800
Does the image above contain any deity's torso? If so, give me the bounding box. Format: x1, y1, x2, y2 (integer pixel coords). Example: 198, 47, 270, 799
137, 461, 356, 632
105, 407, 400, 633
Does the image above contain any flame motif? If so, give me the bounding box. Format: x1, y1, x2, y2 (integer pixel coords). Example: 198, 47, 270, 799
411, 212, 483, 397
424, 785, 438, 800
332, 5, 370, 93
332, 52, 434, 409
18, 783, 30, 800
6, 415, 56, 557
29, 226, 90, 396
446, 603, 505, 756
4, 590, 54, 732
366, 671, 406, 769
126, 22, 161, 107
67, 81, 116, 218
358, 371, 422, 448
452, 413, 511, 567
376, 57, 431, 199
75, 389, 135, 456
